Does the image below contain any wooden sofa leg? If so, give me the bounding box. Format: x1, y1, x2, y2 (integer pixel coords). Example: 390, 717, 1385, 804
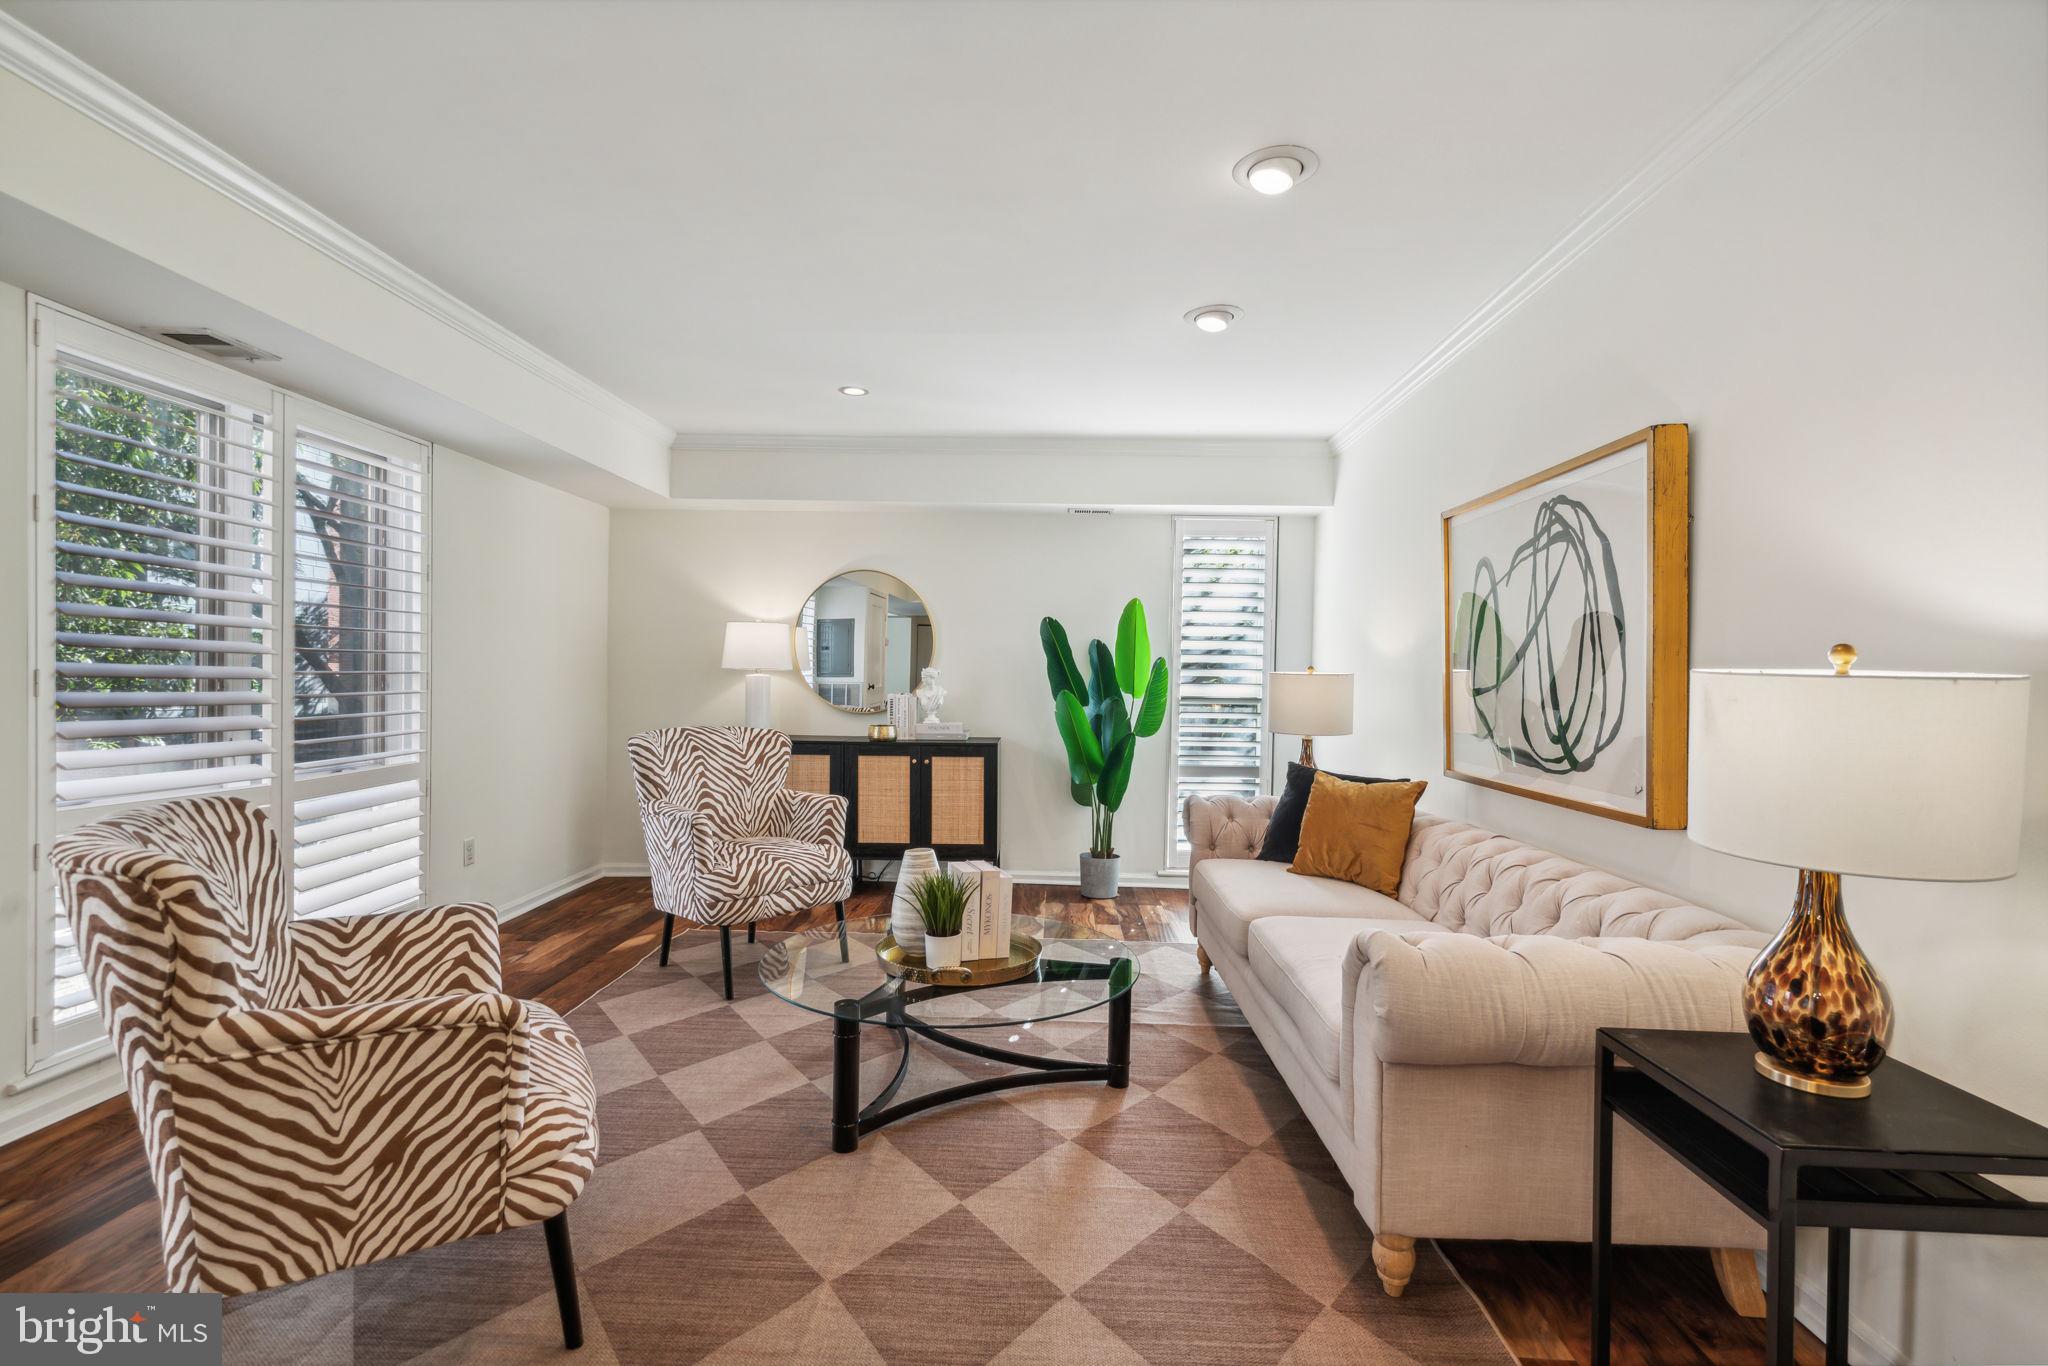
1372, 1233, 1415, 1297
1196, 944, 1212, 975
1710, 1246, 1766, 1318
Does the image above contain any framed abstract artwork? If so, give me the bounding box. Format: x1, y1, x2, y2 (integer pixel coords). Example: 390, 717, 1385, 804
1441, 424, 1690, 828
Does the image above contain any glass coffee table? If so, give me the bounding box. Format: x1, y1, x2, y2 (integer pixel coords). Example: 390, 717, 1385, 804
758, 915, 1139, 1152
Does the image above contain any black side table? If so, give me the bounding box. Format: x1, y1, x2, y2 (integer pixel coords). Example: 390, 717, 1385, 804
1594, 1028, 2048, 1365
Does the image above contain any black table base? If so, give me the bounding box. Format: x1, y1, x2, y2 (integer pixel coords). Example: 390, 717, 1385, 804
831, 978, 1132, 1153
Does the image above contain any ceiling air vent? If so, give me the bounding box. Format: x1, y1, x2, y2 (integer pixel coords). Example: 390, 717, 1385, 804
1067, 507, 1114, 516
140, 327, 281, 363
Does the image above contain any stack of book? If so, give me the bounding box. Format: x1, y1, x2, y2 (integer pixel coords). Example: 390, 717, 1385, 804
884, 693, 917, 737
917, 720, 969, 739
951, 860, 1013, 961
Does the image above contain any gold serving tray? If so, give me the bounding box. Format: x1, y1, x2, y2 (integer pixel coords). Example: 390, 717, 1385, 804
876, 930, 1044, 986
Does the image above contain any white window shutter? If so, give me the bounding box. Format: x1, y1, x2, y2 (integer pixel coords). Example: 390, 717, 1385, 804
49, 355, 277, 805
1166, 517, 1277, 862
29, 306, 435, 1072
33, 309, 284, 1065
282, 403, 431, 920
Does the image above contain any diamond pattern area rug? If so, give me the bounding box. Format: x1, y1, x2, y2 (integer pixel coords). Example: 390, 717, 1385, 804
221, 933, 1510, 1365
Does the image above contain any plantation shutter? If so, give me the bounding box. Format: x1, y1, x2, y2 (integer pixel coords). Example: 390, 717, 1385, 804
48, 357, 277, 803
34, 312, 282, 1062
284, 405, 430, 920
30, 307, 434, 1072
1167, 517, 1277, 860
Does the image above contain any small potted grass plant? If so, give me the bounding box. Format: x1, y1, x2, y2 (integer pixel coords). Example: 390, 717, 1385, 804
908, 868, 976, 970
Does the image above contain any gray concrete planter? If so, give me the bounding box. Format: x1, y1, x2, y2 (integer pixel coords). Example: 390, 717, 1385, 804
1078, 853, 1120, 900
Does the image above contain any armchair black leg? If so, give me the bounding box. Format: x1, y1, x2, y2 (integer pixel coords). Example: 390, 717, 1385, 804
720, 925, 734, 1000
747, 922, 756, 944
543, 1212, 583, 1350
658, 913, 674, 967
836, 900, 848, 963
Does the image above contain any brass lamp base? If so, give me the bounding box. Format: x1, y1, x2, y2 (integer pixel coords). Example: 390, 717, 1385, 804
1753, 1051, 1872, 1098
1743, 869, 1894, 1101
1299, 736, 1316, 767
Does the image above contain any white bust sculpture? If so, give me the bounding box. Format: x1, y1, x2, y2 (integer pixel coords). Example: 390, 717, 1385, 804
914, 666, 947, 724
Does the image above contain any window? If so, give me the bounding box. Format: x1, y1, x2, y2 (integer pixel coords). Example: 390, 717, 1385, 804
29, 304, 431, 1070
1165, 517, 1277, 865
284, 402, 429, 919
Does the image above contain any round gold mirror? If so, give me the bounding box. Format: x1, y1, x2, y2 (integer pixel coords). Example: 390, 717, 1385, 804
796, 571, 934, 714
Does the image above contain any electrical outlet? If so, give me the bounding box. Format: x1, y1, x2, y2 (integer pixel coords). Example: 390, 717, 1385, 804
462, 838, 476, 867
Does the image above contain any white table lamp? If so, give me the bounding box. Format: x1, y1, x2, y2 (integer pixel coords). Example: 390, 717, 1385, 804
723, 621, 793, 729
1689, 644, 2029, 1097
1269, 667, 1355, 767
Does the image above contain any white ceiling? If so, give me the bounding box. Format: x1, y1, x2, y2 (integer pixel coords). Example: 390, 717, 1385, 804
4, 0, 1817, 440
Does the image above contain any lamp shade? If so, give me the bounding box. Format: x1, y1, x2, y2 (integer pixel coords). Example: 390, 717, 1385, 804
721, 621, 792, 672
1688, 667, 2030, 881
1269, 671, 1355, 738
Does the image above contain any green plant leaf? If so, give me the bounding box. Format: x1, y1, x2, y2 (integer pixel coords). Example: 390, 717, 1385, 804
1040, 617, 1086, 703
1086, 639, 1132, 757
1098, 734, 1136, 810
907, 868, 976, 937
1132, 657, 1169, 737
1055, 690, 1103, 793
1114, 598, 1150, 697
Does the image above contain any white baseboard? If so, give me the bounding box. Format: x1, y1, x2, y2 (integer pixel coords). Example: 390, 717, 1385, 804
599, 861, 650, 878
1791, 1254, 1905, 1364
493, 864, 608, 922
0, 1054, 124, 1148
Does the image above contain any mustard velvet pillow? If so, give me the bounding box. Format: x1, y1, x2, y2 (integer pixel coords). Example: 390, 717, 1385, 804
1288, 772, 1427, 895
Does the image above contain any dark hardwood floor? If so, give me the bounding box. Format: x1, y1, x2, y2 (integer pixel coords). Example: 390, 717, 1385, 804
0, 876, 1817, 1364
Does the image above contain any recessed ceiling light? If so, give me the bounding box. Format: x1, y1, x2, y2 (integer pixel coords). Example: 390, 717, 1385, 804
1232, 144, 1320, 195
1184, 304, 1243, 333
838, 386, 868, 396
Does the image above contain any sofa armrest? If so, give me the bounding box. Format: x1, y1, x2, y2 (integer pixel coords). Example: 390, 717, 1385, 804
1184, 794, 1281, 874
1356, 931, 1753, 1067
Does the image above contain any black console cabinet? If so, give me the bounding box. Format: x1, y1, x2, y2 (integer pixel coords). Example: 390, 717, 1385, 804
788, 735, 1000, 865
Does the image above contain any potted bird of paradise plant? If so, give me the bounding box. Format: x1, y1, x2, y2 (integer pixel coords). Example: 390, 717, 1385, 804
1039, 598, 1169, 899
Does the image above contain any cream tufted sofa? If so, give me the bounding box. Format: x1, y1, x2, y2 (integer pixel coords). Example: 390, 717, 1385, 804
1185, 795, 1769, 1303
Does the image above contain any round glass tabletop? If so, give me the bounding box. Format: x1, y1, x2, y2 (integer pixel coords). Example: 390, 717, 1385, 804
758, 915, 1139, 1030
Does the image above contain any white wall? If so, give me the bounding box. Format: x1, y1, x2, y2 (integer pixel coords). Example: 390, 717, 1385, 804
606, 508, 1314, 881
1314, 5, 2047, 1362
427, 447, 612, 915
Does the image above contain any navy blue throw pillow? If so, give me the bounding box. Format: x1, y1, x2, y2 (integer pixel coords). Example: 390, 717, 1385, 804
1256, 761, 1399, 863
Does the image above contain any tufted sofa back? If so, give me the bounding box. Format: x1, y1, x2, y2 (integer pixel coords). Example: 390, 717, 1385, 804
1397, 816, 1758, 944
1182, 795, 1759, 947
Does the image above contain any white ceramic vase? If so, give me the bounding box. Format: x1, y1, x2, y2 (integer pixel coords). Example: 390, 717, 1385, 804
923, 934, 963, 970
890, 847, 940, 954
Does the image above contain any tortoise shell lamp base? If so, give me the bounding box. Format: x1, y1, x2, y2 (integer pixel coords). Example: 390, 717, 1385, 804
1744, 869, 1894, 1099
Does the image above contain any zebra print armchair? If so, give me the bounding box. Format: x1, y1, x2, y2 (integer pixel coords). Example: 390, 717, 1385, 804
627, 726, 852, 996
49, 795, 598, 1348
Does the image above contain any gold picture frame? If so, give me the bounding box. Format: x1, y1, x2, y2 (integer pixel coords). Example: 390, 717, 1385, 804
1441, 424, 1689, 829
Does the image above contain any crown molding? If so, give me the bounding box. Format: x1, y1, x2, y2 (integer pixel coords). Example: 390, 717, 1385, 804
1329, 0, 1901, 452
672, 433, 1334, 461
0, 11, 673, 450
